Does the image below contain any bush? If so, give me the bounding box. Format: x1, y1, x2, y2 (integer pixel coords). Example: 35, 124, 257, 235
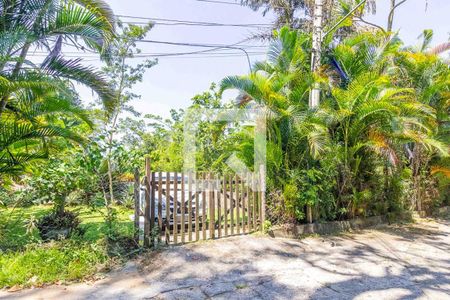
36, 210, 82, 241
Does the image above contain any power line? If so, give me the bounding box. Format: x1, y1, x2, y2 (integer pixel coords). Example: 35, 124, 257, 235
26, 51, 266, 58
116, 15, 271, 28
193, 0, 242, 5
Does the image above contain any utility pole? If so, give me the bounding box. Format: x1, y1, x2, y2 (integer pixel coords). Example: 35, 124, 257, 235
307, 0, 324, 224
309, 0, 324, 108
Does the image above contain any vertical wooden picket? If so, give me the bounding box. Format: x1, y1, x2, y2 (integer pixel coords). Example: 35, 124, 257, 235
202, 172, 207, 240
195, 174, 200, 241
230, 174, 234, 235
181, 172, 185, 244
188, 172, 193, 242
224, 174, 228, 236
242, 174, 246, 234
173, 172, 178, 244
252, 173, 257, 231
209, 173, 215, 239
217, 174, 222, 238
236, 174, 240, 234
165, 172, 170, 244
133, 168, 140, 244
158, 172, 162, 243
260, 165, 266, 231
143, 176, 150, 248
246, 172, 251, 232
150, 171, 156, 247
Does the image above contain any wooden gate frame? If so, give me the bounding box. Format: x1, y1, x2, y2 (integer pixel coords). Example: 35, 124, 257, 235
134, 158, 266, 247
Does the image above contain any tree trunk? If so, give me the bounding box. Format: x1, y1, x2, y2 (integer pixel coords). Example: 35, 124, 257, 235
387, 0, 408, 32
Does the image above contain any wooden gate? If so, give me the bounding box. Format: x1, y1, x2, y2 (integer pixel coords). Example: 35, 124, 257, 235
133, 158, 266, 246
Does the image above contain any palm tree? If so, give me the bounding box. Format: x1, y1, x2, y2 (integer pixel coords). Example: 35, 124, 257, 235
392, 31, 450, 210
0, 74, 89, 178
220, 26, 447, 221
0, 0, 116, 117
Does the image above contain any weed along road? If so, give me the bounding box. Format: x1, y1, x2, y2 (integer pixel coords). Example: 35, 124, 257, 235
2, 217, 450, 300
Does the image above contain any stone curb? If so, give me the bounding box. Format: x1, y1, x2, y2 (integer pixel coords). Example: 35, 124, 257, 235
269, 215, 388, 239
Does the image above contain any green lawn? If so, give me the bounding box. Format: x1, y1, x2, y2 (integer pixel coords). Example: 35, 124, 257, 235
0, 205, 134, 288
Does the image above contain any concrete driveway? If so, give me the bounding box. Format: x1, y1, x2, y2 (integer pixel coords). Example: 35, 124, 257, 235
2, 218, 450, 299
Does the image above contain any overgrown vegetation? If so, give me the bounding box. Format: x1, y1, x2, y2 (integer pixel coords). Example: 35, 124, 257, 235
0, 0, 449, 290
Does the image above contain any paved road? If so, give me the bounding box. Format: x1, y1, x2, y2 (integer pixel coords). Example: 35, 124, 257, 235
2, 218, 450, 299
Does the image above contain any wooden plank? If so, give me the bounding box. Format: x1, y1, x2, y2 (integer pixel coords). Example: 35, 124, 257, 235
223, 174, 228, 236
133, 168, 140, 244
209, 173, 215, 239
181, 172, 185, 243
188, 172, 193, 242
236, 174, 240, 234
150, 171, 156, 247
173, 172, 178, 244
195, 173, 200, 241
202, 172, 207, 240
143, 177, 151, 248
246, 172, 251, 232
217, 174, 222, 238
158, 172, 162, 243
252, 173, 257, 231
165, 172, 170, 244
230, 174, 234, 235
242, 173, 246, 234
260, 165, 266, 231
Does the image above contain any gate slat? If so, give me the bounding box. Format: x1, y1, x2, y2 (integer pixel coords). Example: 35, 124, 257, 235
144, 176, 150, 247
252, 173, 257, 231
188, 172, 193, 242
242, 174, 246, 234
173, 172, 178, 244
230, 174, 234, 235
195, 174, 200, 241
158, 172, 162, 243
208, 173, 214, 239
202, 172, 207, 240
217, 174, 222, 238
150, 171, 156, 247
181, 172, 185, 243
165, 172, 170, 244
224, 174, 228, 236
236, 174, 240, 234
246, 172, 251, 232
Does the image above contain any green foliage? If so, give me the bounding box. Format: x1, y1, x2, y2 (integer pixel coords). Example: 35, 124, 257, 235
0, 205, 133, 288
221, 26, 449, 223
0, 240, 107, 288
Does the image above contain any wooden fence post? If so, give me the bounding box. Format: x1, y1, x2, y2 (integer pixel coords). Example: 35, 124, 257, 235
133, 168, 140, 244
150, 171, 156, 247
144, 157, 152, 247
143, 176, 151, 248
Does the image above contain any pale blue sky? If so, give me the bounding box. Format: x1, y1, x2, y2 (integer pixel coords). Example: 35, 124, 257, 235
77, 0, 450, 118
